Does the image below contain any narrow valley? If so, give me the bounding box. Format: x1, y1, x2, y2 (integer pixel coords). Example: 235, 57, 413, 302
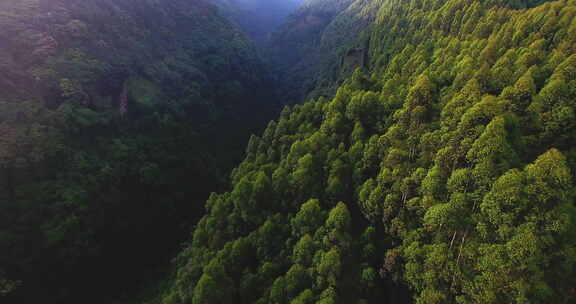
1, 0, 576, 304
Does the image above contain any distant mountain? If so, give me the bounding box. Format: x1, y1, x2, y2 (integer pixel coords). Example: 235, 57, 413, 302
0, 0, 272, 112
267, 0, 361, 103
211, 0, 305, 46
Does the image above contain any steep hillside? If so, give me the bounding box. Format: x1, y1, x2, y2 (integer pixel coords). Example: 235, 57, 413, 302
269, 0, 558, 104
268, 0, 374, 103
0, 0, 275, 303
159, 0, 576, 303
0, 0, 272, 111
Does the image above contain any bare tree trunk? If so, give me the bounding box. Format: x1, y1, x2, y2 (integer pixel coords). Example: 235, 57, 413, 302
451, 230, 468, 288
449, 230, 457, 250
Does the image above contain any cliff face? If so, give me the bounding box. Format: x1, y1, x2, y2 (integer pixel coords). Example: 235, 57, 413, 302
267, 0, 374, 103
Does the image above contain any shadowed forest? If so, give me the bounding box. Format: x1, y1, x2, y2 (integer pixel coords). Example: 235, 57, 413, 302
1, 0, 576, 304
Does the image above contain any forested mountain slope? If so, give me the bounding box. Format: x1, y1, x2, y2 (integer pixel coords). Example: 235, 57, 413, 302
268, 0, 380, 103
159, 0, 576, 303
269, 0, 557, 104
0, 0, 275, 303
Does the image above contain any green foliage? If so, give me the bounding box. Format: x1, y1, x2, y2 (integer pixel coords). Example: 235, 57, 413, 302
293, 234, 315, 266
0, 271, 19, 296
4, 0, 575, 303
162, 1, 576, 303
0, 0, 276, 303
292, 199, 325, 237
473, 149, 576, 303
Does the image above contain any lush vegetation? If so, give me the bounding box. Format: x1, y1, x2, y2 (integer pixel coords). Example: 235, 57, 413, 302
3, 0, 576, 303
157, 0, 576, 303
267, 0, 393, 104
0, 0, 276, 302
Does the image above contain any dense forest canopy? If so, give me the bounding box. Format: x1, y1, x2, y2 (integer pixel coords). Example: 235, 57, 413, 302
2, 0, 576, 303
0, 0, 280, 302
156, 0, 576, 303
